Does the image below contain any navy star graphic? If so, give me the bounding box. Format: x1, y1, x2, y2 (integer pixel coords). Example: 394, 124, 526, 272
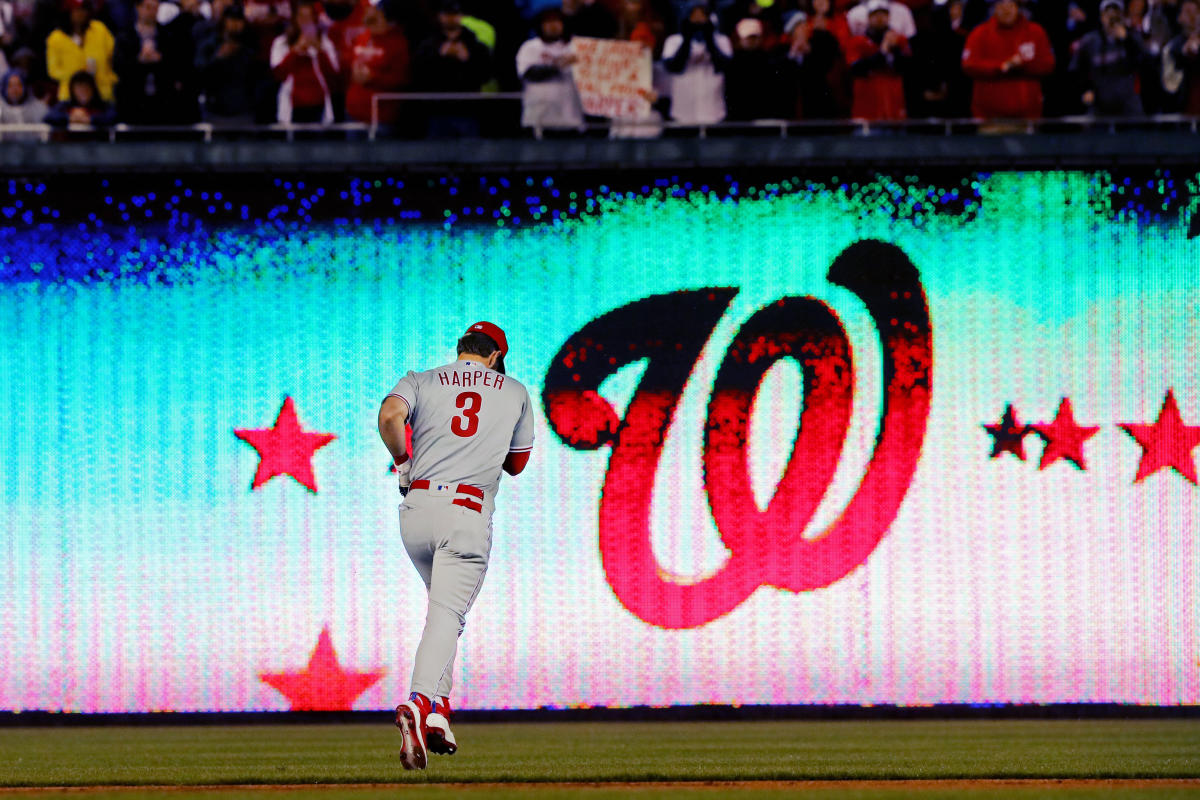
983, 403, 1032, 460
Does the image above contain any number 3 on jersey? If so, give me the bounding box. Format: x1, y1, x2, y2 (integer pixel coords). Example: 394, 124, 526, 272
452, 391, 482, 437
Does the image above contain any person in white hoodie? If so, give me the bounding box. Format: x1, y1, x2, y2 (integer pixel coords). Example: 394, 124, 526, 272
660, 0, 733, 124
515, 7, 584, 132
0, 69, 48, 141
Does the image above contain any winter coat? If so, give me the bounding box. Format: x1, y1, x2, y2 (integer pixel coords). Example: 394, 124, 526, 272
661, 29, 733, 123
1069, 28, 1151, 116
269, 32, 339, 123
344, 26, 410, 125
46, 20, 117, 101
516, 35, 584, 129
725, 48, 792, 120
412, 27, 490, 93
44, 97, 118, 127
1161, 32, 1200, 113
197, 34, 272, 121
845, 30, 909, 120
907, 6, 970, 117
114, 22, 195, 124
961, 15, 1054, 118
0, 70, 49, 140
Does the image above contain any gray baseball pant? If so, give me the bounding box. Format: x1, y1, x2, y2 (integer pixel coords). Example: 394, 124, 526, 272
398, 484, 493, 700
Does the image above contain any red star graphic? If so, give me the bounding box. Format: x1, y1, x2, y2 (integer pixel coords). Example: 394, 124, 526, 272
1031, 397, 1100, 471
260, 626, 384, 711
983, 403, 1031, 460
1119, 389, 1200, 485
235, 396, 336, 492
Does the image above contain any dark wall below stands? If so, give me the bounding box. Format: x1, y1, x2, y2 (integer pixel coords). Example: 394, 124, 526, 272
3, 130, 1199, 173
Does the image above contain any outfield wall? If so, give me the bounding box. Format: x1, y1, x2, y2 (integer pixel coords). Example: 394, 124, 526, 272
1, 166, 1198, 712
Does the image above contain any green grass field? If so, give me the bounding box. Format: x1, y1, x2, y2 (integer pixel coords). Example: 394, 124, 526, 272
3, 720, 1199, 798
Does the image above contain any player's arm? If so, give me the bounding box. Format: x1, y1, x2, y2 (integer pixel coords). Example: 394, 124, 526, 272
503, 449, 531, 476
378, 395, 410, 465
504, 388, 535, 476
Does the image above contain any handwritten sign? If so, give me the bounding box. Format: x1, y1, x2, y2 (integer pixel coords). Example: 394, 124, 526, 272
570, 36, 652, 119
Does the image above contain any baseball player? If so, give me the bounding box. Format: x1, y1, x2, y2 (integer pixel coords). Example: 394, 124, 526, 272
377, 321, 534, 771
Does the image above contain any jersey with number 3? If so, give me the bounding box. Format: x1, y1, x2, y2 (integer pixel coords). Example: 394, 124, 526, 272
387, 362, 534, 496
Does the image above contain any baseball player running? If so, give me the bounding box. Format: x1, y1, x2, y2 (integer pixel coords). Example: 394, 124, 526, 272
377, 321, 534, 770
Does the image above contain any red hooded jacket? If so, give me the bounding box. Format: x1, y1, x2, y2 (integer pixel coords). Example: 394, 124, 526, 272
962, 15, 1054, 119
344, 26, 411, 124
845, 32, 910, 120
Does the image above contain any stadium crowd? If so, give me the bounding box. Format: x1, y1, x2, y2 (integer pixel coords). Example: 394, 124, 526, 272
0, 0, 1197, 136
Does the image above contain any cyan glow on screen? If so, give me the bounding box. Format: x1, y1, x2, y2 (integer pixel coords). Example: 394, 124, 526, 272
0, 170, 1197, 712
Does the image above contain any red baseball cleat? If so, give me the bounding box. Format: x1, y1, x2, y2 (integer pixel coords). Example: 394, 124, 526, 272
426, 696, 457, 755
395, 693, 431, 770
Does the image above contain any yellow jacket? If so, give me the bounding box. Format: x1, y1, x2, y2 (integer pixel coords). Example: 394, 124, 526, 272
46, 21, 117, 102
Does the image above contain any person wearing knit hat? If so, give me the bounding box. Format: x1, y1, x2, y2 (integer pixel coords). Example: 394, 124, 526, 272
1070, 0, 1152, 115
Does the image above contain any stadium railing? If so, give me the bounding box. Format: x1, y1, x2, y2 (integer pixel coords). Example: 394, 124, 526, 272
1, 92, 1197, 143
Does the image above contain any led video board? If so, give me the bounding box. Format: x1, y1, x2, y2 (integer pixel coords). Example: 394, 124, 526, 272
0, 169, 1197, 711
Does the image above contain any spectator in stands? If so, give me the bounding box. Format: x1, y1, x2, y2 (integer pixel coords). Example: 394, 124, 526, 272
846, 0, 915, 38
661, 0, 732, 124
610, 0, 668, 136
616, 0, 663, 52
1069, 0, 1151, 115
845, 0, 909, 118
323, 0, 368, 57
1128, 0, 1148, 30
563, 0, 617, 37
1162, 0, 1200, 111
516, 7, 584, 131
1144, 0, 1181, 53
197, 5, 272, 123
808, 0, 852, 50
269, 0, 338, 123
245, 0, 289, 62
114, 0, 193, 123
782, 4, 847, 118
44, 67, 115, 130
0, 68, 48, 138
192, 0, 231, 51
725, 16, 790, 118
322, 0, 369, 120
0, 0, 31, 61
344, 3, 410, 130
164, 0, 203, 112
721, 0, 785, 48
907, 0, 970, 117
412, 0, 490, 136
962, 0, 1054, 119
45, 0, 116, 102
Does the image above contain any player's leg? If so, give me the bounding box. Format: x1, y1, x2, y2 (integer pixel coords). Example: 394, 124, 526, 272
410, 509, 491, 755
409, 533, 489, 698
395, 501, 438, 770
399, 504, 435, 590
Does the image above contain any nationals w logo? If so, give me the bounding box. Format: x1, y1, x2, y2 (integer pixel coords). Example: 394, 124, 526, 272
542, 241, 933, 629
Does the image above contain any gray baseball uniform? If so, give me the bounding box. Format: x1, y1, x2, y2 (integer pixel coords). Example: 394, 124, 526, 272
387, 360, 534, 700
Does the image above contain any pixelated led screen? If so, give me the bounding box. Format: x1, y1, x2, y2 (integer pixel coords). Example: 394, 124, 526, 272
1, 169, 1198, 713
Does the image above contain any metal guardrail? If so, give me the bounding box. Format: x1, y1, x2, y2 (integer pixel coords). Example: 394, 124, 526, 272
368, 91, 522, 140
0, 94, 1197, 143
